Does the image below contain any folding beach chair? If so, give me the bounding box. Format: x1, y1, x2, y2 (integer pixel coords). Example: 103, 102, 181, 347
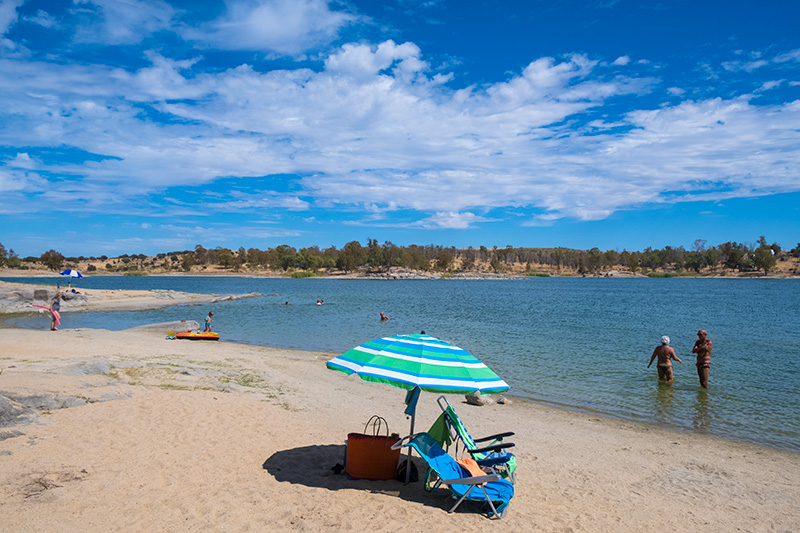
430, 395, 517, 485
393, 432, 514, 518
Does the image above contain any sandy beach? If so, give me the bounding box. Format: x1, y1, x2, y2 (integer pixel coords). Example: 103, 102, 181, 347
1, 284, 799, 532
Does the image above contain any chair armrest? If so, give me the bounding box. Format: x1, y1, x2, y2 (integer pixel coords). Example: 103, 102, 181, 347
475, 456, 511, 467
442, 474, 501, 484
390, 434, 413, 450
473, 431, 515, 443
468, 442, 515, 455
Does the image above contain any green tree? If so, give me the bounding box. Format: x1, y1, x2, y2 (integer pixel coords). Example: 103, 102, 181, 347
720, 242, 746, 270
194, 245, 208, 265
365, 238, 385, 269
685, 252, 707, 273
434, 249, 454, 271
704, 248, 720, 273
626, 253, 640, 273
217, 248, 234, 268
489, 257, 504, 273
461, 246, 476, 271
6, 252, 21, 268
40, 249, 65, 271
181, 253, 196, 271
337, 241, 366, 272
753, 237, 777, 274
585, 247, 603, 273
381, 241, 401, 270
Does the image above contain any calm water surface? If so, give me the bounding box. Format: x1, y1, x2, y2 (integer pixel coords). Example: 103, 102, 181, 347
5, 276, 799, 452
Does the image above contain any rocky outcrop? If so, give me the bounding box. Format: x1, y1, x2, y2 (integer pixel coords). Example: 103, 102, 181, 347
0, 281, 263, 315
363, 269, 440, 280
210, 292, 262, 302
465, 391, 494, 406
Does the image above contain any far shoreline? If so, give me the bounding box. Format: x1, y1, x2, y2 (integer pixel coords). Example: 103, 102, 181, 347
2, 269, 798, 280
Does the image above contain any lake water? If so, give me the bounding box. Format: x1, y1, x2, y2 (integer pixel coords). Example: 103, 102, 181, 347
4, 275, 799, 452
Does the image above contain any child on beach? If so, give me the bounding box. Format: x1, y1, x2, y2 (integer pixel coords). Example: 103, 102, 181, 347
648, 335, 682, 382
204, 311, 214, 332
50, 294, 61, 331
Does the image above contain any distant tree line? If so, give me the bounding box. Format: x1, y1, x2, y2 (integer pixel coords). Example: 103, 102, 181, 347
2, 237, 798, 276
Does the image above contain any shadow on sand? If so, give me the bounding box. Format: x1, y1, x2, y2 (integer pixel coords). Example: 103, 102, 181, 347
262, 444, 487, 515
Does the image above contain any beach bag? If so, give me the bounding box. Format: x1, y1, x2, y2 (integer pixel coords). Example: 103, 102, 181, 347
395, 457, 419, 483
345, 416, 402, 480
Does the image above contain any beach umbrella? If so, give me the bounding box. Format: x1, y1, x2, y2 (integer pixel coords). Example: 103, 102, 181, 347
327, 333, 509, 482
59, 269, 83, 278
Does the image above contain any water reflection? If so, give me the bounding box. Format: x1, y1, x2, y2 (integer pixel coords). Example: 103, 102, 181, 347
653, 381, 676, 424
692, 388, 713, 432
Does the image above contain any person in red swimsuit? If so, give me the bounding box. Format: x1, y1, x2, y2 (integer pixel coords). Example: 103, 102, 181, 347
692, 329, 713, 389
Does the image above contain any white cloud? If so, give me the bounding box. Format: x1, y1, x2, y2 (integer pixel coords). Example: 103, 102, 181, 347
325, 40, 426, 80
774, 49, 800, 63
183, 0, 357, 56
25, 9, 59, 29
0, 0, 23, 35
756, 80, 784, 92
72, 0, 176, 45
0, 32, 799, 230
612, 55, 630, 66
413, 212, 487, 229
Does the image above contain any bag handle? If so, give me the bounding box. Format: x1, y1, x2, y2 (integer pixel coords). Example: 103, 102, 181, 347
364, 415, 389, 436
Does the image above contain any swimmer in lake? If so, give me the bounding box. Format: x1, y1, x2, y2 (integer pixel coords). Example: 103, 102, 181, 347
380, 312, 390, 321
648, 335, 682, 382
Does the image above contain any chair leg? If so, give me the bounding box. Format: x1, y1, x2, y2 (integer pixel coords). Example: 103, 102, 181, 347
447, 485, 476, 513
479, 487, 500, 518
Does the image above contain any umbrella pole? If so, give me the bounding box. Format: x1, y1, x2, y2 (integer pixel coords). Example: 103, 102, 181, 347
405, 411, 415, 484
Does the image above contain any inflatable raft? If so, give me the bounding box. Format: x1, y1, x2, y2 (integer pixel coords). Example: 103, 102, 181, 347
175, 331, 220, 341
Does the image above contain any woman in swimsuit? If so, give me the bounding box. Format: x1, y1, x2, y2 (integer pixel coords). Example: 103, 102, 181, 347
692, 329, 713, 388
648, 335, 682, 382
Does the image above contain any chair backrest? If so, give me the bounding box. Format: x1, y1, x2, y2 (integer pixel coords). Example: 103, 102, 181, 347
408, 433, 469, 481
444, 405, 479, 451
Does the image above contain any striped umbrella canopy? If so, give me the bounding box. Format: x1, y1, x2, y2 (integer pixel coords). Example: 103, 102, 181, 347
328, 333, 509, 483
59, 269, 83, 278
326, 333, 508, 394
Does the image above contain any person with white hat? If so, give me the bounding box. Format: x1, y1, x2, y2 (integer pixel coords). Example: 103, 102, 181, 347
647, 335, 682, 382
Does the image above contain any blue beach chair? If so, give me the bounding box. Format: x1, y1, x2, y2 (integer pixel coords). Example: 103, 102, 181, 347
393, 432, 514, 518
429, 396, 517, 485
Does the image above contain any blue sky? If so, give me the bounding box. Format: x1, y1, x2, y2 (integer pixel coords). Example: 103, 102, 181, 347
1, 0, 798, 258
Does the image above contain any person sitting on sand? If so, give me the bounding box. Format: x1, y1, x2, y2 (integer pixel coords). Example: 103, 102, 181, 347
380, 312, 389, 321
204, 311, 214, 332
692, 329, 713, 389
648, 335, 682, 382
